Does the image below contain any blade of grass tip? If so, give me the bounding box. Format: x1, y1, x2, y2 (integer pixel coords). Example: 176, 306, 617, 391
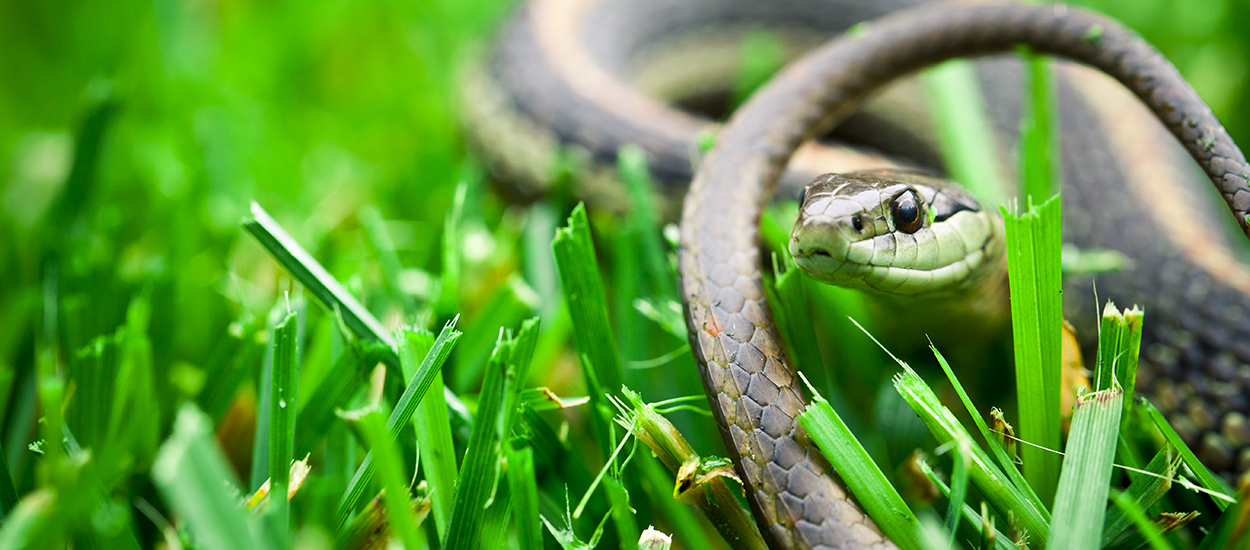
402, 327, 457, 538
444, 319, 539, 550
1108, 490, 1175, 550
359, 408, 422, 550
244, 202, 390, 349
1000, 195, 1063, 507
930, 344, 1047, 514
1095, 302, 1143, 418
1140, 399, 1235, 509
1049, 388, 1124, 549
921, 59, 1008, 205
796, 373, 926, 550
243, 202, 470, 422
0, 490, 55, 548
1102, 448, 1181, 547
269, 310, 299, 541
552, 203, 625, 457
335, 317, 462, 528
151, 405, 269, 550
508, 446, 541, 550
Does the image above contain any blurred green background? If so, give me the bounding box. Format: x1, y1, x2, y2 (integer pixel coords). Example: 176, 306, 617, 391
0, 0, 1245, 546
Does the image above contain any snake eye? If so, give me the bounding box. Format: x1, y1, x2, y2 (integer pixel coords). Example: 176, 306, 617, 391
891, 190, 923, 234
797, 186, 809, 205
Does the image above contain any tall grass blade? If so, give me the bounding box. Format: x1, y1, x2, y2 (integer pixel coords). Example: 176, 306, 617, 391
335, 317, 461, 528
797, 375, 925, 550
1049, 388, 1124, 549
1001, 195, 1063, 506
268, 310, 299, 542
444, 318, 539, 550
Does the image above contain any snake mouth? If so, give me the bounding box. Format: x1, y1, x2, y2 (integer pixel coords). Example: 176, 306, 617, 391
789, 191, 999, 295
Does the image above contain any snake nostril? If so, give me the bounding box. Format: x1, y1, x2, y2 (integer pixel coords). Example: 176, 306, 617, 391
813, 250, 832, 258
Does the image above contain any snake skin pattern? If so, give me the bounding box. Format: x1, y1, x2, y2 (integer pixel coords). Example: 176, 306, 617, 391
680, 4, 1250, 548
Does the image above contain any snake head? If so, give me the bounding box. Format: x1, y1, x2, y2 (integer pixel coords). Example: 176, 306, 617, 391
789, 169, 1000, 295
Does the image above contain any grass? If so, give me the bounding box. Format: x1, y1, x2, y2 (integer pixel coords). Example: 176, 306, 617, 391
0, 0, 1248, 548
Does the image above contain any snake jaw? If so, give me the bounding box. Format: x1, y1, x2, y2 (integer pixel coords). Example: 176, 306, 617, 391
791, 170, 1001, 296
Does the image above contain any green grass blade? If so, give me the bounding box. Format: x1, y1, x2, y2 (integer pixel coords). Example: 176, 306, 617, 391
444, 318, 539, 549
151, 405, 269, 550
1140, 399, 1235, 510
268, 310, 299, 542
508, 445, 542, 550
797, 375, 925, 550
1019, 50, 1060, 203
1049, 388, 1124, 549
1108, 490, 1176, 550
294, 341, 388, 453
359, 407, 422, 549
1095, 302, 1144, 416
921, 60, 1008, 205
618, 144, 676, 299
1001, 195, 1064, 507
416, 369, 457, 538
552, 203, 625, 456
915, 458, 1017, 550
1103, 448, 1181, 546
893, 366, 1050, 544
244, 202, 391, 349
335, 317, 461, 528
0, 437, 16, 518
931, 344, 1047, 514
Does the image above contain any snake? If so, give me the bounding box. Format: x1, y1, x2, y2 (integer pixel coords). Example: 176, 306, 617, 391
462, 0, 1250, 548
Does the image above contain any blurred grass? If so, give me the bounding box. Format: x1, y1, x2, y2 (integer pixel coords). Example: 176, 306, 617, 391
0, 0, 1247, 548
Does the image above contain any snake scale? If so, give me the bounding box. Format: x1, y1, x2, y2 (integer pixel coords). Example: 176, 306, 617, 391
463, 1, 1250, 548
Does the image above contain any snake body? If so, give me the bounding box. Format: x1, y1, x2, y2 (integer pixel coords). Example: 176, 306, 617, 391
465, 1, 1250, 548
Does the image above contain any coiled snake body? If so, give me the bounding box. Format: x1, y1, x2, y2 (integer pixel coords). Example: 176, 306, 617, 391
464, 1, 1250, 548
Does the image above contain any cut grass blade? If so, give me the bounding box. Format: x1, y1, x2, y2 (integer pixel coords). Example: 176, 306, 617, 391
1095, 302, 1144, 416
151, 405, 269, 550
552, 204, 625, 455
244, 202, 390, 350
1049, 388, 1124, 549
1001, 195, 1064, 507
268, 310, 299, 541
359, 407, 422, 550
797, 373, 925, 550
243, 201, 468, 417
335, 317, 462, 528
444, 318, 539, 549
